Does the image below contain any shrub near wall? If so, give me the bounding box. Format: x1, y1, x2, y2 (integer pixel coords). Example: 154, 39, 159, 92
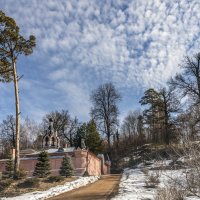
17, 178, 40, 188
47, 176, 64, 183
0, 179, 13, 192
33, 151, 51, 178
59, 156, 74, 177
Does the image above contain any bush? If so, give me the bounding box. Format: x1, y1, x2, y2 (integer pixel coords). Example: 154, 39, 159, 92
47, 176, 65, 183
83, 170, 89, 177
0, 179, 13, 191
14, 168, 27, 180
141, 168, 149, 176
4, 157, 14, 178
155, 186, 185, 200
59, 156, 74, 177
129, 156, 142, 168
34, 151, 51, 178
145, 173, 160, 188
17, 178, 40, 188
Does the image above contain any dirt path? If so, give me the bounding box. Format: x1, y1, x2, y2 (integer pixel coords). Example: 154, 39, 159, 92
48, 175, 121, 200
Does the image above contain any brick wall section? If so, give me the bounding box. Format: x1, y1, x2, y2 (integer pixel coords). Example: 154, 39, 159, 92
0, 150, 110, 177
73, 149, 102, 176
87, 152, 101, 176
103, 162, 110, 174
0, 157, 63, 177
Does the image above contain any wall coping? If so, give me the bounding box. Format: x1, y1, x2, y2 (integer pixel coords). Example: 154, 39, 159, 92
0, 149, 104, 163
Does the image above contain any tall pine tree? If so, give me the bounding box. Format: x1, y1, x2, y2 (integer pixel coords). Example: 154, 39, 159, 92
74, 123, 87, 148
0, 11, 36, 176
34, 151, 51, 178
140, 88, 163, 143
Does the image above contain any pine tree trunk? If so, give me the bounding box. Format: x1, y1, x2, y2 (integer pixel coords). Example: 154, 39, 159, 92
12, 60, 20, 175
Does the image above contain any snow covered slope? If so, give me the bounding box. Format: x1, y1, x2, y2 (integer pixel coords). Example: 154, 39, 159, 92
112, 164, 200, 200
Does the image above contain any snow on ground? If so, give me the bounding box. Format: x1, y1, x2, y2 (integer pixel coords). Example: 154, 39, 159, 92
112, 161, 200, 200
186, 197, 200, 200
111, 168, 155, 200
1, 176, 99, 200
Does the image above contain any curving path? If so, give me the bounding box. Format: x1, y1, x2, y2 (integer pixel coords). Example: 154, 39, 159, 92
48, 175, 121, 200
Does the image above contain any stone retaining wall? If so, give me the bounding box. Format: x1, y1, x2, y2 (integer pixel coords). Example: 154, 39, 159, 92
0, 149, 109, 177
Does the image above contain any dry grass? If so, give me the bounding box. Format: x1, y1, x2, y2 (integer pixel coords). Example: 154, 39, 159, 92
155, 186, 185, 200
0, 176, 77, 198
145, 172, 160, 188
141, 168, 149, 175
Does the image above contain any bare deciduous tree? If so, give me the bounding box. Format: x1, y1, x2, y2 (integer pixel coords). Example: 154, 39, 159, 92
177, 104, 200, 141
63, 117, 79, 146
121, 110, 145, 146
0, 115, 15, 149
0, 116, 39, 154
20, 117, 39, 149
169, 53, 200, 103
43, 110, 70, 136
121, 110, 139, 138
90, 83, 121, 149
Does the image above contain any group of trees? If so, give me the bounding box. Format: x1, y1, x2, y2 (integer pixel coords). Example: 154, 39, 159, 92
116, 53, 200, 161
121, 110, 145, 147
33, 151, 73, 178
0, 111, 105, 157
143, 54, 200, 144
4, 150, 74, 178
0, 78, 121, 163
139, 87, 180, 145
119, 86, 181, 148
87, 53, 200, 159
0, 116, 39, 158
40, 111, 105, 154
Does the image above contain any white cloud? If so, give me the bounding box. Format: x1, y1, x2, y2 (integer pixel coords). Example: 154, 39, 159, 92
4, 0, 200, 88
1, 0, 200, 121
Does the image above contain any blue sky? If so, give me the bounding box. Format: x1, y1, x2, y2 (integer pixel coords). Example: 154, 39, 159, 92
0, 0, 200, 123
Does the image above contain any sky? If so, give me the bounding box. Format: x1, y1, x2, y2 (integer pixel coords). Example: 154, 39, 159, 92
0, 0, 200, 123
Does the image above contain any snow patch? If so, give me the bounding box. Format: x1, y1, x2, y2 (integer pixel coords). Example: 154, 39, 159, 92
2, 176, 99, 200
112, 168, 155, 200
112, 163, 199, 200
